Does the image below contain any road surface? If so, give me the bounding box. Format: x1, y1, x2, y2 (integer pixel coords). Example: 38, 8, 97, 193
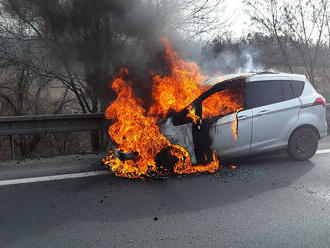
1, 146, 330, 247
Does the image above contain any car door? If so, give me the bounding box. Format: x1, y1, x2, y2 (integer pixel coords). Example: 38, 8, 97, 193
249, 80, 301, 154
209, 109, 253, 158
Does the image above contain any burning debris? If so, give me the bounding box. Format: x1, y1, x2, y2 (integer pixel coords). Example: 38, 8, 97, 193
102, 39, 244, 179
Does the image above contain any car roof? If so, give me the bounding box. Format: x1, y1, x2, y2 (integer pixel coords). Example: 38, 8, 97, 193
203, 73, 253, 86
203, 72, 306, 86
247, 72, 306, 82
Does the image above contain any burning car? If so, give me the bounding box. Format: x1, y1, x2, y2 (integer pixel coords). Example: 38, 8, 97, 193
158, 72, 327, 166
157, 74, 246, 166
102, 40, 327, 178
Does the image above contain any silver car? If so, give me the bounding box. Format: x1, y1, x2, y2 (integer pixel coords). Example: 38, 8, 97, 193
159, 72, 327, 163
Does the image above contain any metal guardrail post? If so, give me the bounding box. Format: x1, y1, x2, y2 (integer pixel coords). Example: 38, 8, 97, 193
99, 129, 104, 152
9, 135, 15, 160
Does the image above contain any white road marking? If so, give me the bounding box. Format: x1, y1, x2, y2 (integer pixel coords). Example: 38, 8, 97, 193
316, 149, 330, 154
0, 170, 109, 187
1, 149, 330, 186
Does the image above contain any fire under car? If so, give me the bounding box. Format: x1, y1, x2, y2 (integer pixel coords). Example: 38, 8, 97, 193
112, 72, 327, 168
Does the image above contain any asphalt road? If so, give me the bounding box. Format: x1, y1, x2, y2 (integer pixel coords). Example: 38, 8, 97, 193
1, 151, 330, 247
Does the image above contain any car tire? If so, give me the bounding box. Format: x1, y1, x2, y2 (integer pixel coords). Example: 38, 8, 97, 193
286, 127, 318, 161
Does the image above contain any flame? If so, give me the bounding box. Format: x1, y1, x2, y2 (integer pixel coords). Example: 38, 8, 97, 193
231, 108, 243, 140
202, 89, 243, 119
170, 144, 220, 174
103, 39, 243, 179
149, 38, 206, 117
103, 68, 170, 178
187, 105, 200, 125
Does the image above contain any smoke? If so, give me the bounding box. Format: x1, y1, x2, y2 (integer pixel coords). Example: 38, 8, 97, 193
46, 0, 186, 105
238, 49, 264, 73
198, 43, 265, 76
3, 0, 267, 111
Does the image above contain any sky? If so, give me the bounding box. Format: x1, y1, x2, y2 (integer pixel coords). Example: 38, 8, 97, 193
221, 0, 252, 38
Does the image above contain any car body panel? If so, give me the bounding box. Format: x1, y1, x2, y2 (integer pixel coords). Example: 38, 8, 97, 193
250, 98, 301, 154
294, 78, 327, 138
158, 118, 198, 164
209, 109, 253, 159
294, 105, 328, 139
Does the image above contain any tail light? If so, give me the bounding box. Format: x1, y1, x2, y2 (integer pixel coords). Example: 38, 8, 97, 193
314, 97, 326, 107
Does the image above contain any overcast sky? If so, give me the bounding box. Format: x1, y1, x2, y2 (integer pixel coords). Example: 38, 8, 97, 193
222, 0, 252, 38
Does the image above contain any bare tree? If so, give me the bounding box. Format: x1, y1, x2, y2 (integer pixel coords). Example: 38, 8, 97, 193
150, 0, 227, 40
0, 64, 71, 157
0, 0, 229, 151
245, 0, 329, 85
0, 16, 73, 157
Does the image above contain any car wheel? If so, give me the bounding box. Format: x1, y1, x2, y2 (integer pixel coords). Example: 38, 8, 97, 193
287, 127, 318, 161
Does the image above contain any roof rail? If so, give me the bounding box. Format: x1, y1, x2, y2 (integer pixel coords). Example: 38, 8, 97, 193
255, 71, 277, 75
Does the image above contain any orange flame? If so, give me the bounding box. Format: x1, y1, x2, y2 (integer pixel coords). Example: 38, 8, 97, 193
187, 105, 200, 125
102, 38, 243, 178
231, 108, 243, 140
103, 68, 170, 178
149, 38, 206, 117
202, 89, 244, 119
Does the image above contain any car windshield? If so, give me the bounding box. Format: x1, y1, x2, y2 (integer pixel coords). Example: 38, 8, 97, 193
201, 88, 244, 118
171, 77, 245, 124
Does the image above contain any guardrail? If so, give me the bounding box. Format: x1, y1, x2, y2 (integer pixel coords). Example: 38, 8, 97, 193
0, 113, 110, 159
1, 104, 330, 160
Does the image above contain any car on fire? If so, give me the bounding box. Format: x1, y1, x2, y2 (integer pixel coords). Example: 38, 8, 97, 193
158, 72, 327, 164
112, 72, 327, 168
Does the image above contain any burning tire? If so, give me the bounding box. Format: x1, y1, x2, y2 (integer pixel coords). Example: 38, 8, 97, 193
155, 146, 188, 175
287, 127, 318, 161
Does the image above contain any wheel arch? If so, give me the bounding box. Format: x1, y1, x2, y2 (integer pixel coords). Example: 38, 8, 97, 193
288, 124, 320, 143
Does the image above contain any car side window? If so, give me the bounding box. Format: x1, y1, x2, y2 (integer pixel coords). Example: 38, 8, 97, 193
282, 81, 294, 101
290, 80, 304, 98
250, 81, 283, 108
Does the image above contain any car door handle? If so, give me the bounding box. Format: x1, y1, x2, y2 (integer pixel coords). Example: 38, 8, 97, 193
237, 115, 248, 120
257, 109, 270, 115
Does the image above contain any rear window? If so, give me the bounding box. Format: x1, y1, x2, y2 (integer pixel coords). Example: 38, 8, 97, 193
290, 80, 304, 98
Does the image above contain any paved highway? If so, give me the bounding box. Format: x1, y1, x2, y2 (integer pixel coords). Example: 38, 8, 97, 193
1, 150, 330, 247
